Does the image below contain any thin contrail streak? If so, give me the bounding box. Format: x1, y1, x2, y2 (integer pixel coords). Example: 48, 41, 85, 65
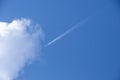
46, 15, 92, 47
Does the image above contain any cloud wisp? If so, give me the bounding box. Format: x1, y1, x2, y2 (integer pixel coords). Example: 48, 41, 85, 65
0, 18, 44, 80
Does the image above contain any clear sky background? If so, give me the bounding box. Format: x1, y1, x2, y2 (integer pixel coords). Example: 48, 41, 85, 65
0, 0, 120, 80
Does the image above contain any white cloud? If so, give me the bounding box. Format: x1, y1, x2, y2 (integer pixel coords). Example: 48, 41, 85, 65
0, 18, 44, 80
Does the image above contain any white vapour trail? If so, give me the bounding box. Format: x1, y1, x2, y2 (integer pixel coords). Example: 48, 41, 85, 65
47, 16, 92, 46
0, 18, 44, 80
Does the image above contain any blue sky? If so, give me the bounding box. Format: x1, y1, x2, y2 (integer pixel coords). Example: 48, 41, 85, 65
0, 0, 120, 80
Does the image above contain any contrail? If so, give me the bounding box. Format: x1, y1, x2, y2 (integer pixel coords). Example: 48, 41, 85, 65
46, 15, 93, 47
